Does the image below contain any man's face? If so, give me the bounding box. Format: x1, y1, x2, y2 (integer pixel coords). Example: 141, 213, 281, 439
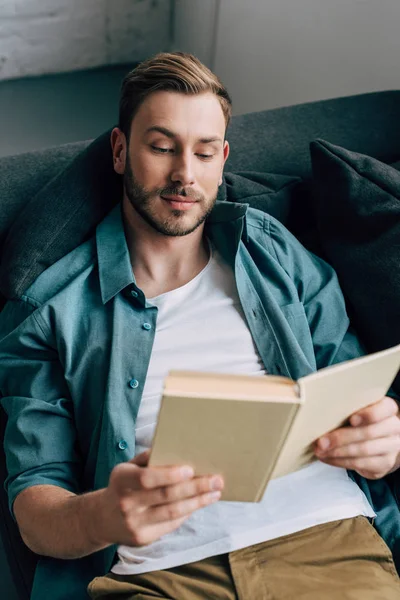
112, 91, 229, 237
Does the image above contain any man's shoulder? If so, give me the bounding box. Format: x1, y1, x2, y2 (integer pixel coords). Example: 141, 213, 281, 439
245, 206, 295, 251
243, 206, 331, 280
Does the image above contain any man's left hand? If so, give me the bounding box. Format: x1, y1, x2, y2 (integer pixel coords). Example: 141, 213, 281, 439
315, 396, 400, 479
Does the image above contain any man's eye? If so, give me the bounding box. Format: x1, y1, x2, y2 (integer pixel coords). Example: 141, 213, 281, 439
197, 154, 214, 160
151, 146, 172, 154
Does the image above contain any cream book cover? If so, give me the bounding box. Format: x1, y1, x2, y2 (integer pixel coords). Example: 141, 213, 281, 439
149, 344, 400, 502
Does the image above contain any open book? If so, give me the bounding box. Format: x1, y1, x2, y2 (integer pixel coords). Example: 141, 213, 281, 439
149, 344, 400, 502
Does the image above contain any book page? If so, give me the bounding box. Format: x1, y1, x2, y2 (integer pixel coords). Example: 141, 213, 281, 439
165, 371, 298, 402
272, 344, 400, 479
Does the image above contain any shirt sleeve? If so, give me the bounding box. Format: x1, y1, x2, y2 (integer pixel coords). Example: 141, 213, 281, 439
0, 298, 82, 517
268, 217, 366, 369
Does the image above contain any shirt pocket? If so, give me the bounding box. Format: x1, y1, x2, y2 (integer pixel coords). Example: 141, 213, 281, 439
280, 302, 315, 367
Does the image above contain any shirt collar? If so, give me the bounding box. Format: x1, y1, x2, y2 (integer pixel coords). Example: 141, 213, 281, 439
96, 203, 135, 304
96, 201, 249, 304
207, 200, 248, 224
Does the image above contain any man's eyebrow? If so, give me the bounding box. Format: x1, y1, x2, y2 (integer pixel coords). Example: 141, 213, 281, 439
145, 126, 176, 139
199, 136, 223, 144
145, 126, 223, 144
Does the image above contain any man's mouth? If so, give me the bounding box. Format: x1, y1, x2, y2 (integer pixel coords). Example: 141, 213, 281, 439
160, 194, 197, 210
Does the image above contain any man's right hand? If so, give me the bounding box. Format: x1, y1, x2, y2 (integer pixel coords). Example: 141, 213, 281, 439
92, 450, 224, 548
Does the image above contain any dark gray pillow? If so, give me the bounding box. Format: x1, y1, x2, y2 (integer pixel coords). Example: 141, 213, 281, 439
0, 131, 302, 302
0, 131, 121, 301
222, 171, 302, 224
311, 139, 400, 392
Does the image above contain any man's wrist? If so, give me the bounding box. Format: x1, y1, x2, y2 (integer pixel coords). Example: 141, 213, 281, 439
79, 488, 111, 551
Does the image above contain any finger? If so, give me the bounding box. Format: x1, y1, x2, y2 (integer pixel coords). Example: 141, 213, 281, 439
136, 464, 200, 491
112, 462, 195, 494
138, 474, 224, 507
145, 489, 222, 526
318, 435, 400, 460
130, 450, 151, 467
318, 454, 398, 479
316, 415, 400, 452
350, 397, 398, 426
130, 516, 188, 546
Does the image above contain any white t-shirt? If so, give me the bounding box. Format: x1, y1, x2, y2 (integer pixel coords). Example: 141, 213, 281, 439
112, 244, 374, 576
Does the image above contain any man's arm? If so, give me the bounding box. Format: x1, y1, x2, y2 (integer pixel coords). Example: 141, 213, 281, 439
13, 452, 223, 560
0, 300, 223, 559
0, 300, 83, 519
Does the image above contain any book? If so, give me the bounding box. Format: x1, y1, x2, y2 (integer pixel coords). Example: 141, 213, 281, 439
148, 344, 400, 502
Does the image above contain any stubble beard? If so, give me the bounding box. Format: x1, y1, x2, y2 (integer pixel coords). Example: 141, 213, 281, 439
123, 159, 218, 237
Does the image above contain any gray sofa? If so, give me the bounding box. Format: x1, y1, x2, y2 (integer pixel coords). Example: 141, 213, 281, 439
1, 90, 400, 600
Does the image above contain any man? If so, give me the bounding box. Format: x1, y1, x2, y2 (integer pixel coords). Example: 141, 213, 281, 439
1, 52, 400, 599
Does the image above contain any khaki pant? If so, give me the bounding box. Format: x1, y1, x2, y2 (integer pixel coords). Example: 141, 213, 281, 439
88, 516, 400, 599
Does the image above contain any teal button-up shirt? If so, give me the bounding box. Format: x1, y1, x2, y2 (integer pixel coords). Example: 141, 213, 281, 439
0, 201, 398, 599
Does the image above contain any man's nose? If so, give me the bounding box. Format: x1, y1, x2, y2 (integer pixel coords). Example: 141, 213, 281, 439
170, 152, 195, 187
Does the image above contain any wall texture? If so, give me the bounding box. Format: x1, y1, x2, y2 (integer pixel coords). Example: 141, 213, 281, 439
215, 0, 400, 114
0, 0, 172, 81
174, 0, 400, 115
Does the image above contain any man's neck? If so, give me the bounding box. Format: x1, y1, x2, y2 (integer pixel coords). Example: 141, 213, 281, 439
122, 199, 210, 299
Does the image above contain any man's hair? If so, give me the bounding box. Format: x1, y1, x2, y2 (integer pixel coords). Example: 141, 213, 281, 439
119, 52, 232, 140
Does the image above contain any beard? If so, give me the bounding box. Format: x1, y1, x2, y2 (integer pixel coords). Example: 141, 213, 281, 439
123, 158, 218, 237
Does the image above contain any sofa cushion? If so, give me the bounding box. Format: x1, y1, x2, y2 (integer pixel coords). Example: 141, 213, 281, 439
310, 139, 400, 392
0, 132, 303, 301
0, 132, 121, 301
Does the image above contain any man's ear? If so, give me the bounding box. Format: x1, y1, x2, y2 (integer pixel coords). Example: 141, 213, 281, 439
111, 127, 127, 175
219, 140, 230, 185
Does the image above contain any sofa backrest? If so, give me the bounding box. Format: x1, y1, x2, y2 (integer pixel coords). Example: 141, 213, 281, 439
1, 89, 400, 261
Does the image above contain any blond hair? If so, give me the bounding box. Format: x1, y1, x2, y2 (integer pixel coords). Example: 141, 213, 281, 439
119, 52, 232, 139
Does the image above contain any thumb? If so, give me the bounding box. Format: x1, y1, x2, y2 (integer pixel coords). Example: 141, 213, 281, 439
129, 449, 151, 467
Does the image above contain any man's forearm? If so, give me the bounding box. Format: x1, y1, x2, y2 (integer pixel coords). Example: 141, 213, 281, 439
12, 457, 224, 560
13, 485, 110, 559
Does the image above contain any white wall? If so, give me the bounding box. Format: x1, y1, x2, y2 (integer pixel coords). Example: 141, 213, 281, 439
0, 0, 172, 81
174, 0, 400, 115
173, 0, 219, 67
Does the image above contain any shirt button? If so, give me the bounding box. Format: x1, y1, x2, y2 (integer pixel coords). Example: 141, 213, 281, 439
142, 322, 152, 331
118, 440, 128, 450
129, 378, 139, 389
130, 290, 138, 298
